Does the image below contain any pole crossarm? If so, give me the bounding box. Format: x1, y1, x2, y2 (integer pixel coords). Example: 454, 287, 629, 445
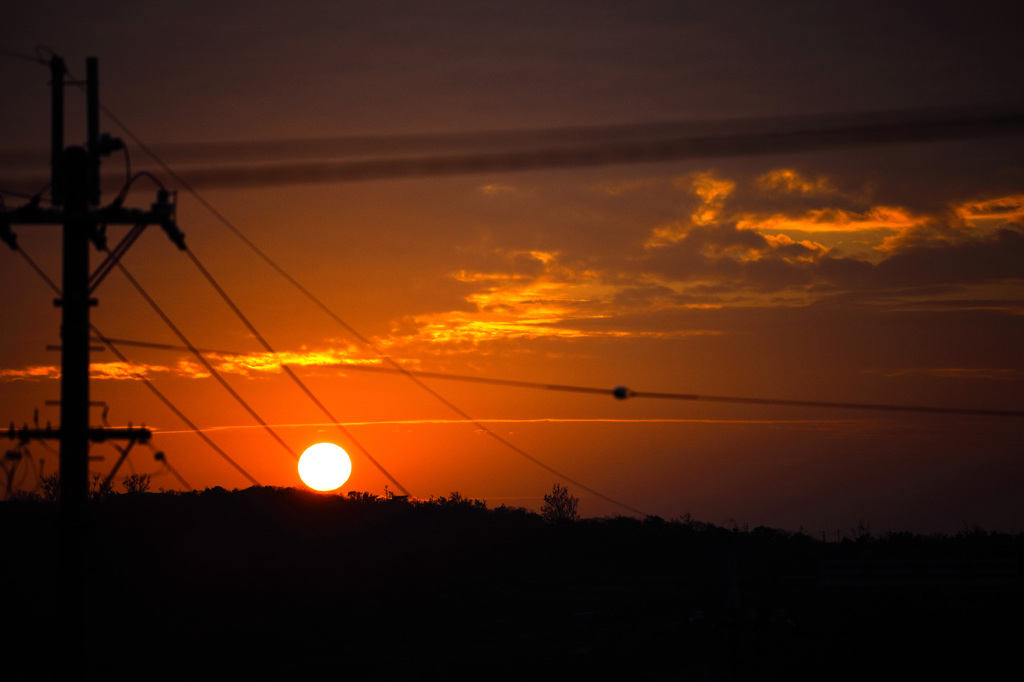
5, 424, 152, 445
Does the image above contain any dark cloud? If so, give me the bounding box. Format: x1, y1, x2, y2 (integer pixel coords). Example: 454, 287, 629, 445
873, 228, 1024, 288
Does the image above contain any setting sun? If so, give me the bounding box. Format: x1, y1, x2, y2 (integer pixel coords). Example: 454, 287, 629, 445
298, 443, 352, 491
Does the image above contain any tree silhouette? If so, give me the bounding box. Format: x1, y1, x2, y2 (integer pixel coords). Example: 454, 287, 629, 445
540, 483, 579, 523
122, 473, 151, 494
40, 472, 60, 502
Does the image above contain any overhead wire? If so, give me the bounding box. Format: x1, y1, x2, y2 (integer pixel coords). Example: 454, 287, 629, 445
2, 52, 397, 497
83, 98, 1024, 514
179, 247, 512, 588
91, 102, 649, 516
95, 330, 261, 487
90, 336, 1024, 419
183, 246, 410, 495
12, 243, 261, 486
0, 47, 45, 64
111, 260, 299, 461
8, 50, 1019, 512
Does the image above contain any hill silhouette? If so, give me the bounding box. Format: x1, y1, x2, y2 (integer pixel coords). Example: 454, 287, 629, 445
2, 486, 1020, 679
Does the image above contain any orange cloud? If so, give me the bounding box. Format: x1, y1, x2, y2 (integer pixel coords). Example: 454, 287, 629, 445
0, 362, 175, 382
377, 311, 719, 350
90, 362, 162, 380
954, 195, 1024, 226
172, 360, 211, 379
762, 233, 829, 263
373, 249, 726, 349
0, 365, 61, 381
477, 183, 519, 196
0, 347, 388, 383
200, 347, 382, 377
686, 172, 735, 225
647, 172, 736, 247
736, 206, 924, 234
735, 206, 932, 259
757, 169, 835, 195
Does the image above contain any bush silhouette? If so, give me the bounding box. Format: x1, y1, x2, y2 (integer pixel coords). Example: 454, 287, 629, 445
540, 483, 579, 523
122, 473, 151, 494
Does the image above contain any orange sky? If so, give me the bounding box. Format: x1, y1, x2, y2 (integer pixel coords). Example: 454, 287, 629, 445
2, 2, 1023, 534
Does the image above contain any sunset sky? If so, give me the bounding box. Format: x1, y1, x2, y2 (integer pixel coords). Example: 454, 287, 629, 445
2, 1, 1022, 534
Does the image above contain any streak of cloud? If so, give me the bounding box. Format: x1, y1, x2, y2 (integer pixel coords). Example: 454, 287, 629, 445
9, 106, 1021, 191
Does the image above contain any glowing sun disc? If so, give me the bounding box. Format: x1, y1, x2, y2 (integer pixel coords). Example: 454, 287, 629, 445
298, 443, 352, 491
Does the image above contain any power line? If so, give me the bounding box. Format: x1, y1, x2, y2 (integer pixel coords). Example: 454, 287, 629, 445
0, 47, 45, 64
12, 244, 261, 486
86, 336, 1024, 419
181, 245, 646, 513
112, 260, 299, 462
15, 57, 1014, 513
183, 246, 410, 496
624, 390, 1024, 418
95, 331, 261, 487
87, 110, 648, 515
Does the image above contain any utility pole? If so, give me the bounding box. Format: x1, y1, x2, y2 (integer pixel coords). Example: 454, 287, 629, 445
3, 57, 185, 506
2, 54, 185, 676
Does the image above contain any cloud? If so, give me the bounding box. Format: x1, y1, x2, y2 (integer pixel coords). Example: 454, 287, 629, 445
206, 347, 379, 377
955, 195, 1024, 226
477, 183, 519, 196
0, 362, 174, 382
757, 169, 835, 196
0, 365, 61, 382
737, 206, 924, 235
871, 227, 1024, 290
0, 346, 391, 384
356, 168, 1024, 355
646, 172, 736, 248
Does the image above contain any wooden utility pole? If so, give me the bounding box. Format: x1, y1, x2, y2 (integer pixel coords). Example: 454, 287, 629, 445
2, 54, 186, 675
2, 57, 184, 507
59, 144, 92, 512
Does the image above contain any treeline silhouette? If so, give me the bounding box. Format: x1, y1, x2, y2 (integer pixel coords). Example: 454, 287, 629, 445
2, 486, 1020, 680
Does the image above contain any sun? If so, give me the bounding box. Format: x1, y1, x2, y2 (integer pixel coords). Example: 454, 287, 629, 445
298, 442, 352, 491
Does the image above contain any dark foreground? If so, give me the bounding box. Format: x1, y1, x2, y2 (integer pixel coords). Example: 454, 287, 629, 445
3, 487, 1021, 680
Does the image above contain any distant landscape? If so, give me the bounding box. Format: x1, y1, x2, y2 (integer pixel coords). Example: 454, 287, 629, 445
3, 485, 1020, 680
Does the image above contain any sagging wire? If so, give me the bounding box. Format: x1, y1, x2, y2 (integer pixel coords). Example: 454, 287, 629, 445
94, 329, 260, 487
95, 337, 1024, 419
63, 54, 1024, 517
0, 47, 46, 64
89, 99, 644, 511
11, 242, 261, 487
181, 242, 643, 513
111, 260, 299, 461
184, 246, 411, 495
